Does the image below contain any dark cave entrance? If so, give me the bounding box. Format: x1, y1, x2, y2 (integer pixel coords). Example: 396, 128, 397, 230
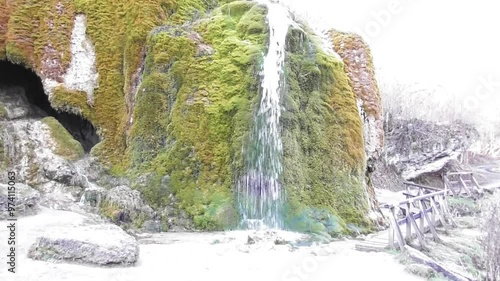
0, 60, 99, 152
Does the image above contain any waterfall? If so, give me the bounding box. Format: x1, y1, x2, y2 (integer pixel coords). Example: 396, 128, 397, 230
237, 0, 291, 230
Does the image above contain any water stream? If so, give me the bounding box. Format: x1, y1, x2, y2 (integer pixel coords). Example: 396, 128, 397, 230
237, 0, 292, 230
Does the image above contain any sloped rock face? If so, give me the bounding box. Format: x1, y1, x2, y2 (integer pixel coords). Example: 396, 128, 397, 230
330, 30, 384, 220
330, 30, 384, 163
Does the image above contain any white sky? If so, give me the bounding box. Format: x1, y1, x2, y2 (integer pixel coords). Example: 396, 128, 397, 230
281, 0, 500, 124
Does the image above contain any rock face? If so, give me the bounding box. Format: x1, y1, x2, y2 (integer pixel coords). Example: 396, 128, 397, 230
372, 117, 478, 189
28, 214, 139, 266
0, 183, 40, 219
0, 0, 385, 232
331, 30, 384, 163
101, 185, 155, 225
330, 30, 384, 220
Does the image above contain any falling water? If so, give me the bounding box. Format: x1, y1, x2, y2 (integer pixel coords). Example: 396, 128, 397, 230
237, 0, 291, 230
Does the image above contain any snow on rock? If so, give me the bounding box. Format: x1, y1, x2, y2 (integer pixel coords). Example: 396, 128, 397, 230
27, 210, 139, 266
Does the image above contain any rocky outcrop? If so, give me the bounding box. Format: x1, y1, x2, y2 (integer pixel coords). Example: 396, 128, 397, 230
373, 118, 478, 188
330, 30, 385, 222
100, 185, 155, 226
330, 30, 384, 163
1, 0, 383, 233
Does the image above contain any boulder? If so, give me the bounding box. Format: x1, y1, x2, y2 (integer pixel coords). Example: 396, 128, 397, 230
80, 184, 107, 208
102, 185, 154, 224
42, 158, 78, 185
27, 223, 139, 266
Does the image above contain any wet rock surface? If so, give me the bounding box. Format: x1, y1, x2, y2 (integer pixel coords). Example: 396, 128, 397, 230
0, 183, 40, 219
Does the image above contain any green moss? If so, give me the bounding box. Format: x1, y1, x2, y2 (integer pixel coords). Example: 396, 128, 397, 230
127, 2, 268, 230
42, 116, 84, 161
0, 104, 7, 119
99, 200, 121, 222
330, 30, 381, 118
3, 0, 75, 69
281, 27, 371, 233
133, 213, 147, 229
50, 86, 94, 118
1, 0, 246, 173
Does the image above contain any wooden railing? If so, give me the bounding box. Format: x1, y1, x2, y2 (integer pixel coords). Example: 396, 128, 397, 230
386, 172, 481, 250
444, 172, 482, 198
387, 188, 454, 250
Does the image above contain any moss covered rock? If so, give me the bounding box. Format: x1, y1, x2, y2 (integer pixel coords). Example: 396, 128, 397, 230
128, 1, 268, 230
1, 0, 378, 233
281, 27, 371, 234
42, 116, 84, 160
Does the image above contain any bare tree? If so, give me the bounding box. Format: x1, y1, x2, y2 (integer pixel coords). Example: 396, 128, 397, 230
482, 191, 500, 281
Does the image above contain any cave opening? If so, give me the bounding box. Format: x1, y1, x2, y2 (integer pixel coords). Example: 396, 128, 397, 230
0, 60, 99, 152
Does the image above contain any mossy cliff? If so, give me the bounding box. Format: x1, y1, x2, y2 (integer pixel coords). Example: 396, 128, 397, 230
0, 0, 378, 233
331, 30, 384, 215
281, 27, 371, 234
330, 30, 384, 162
128, 1, 267, 230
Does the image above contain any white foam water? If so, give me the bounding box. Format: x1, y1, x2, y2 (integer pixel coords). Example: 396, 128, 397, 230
237, 0, 292, 230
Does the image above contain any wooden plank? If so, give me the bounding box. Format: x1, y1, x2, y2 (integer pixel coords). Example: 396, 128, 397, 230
430, 196, 449, 233
406, 203, 412, 242
445, 176, 458, 197
438, 195, 457, 228
447, 171, 473, 176
404, 181, 441, 192
417, 199, 440, 242
390, 206, 406, 250
388, 223, 394, 249
471, 175, 481, 189
397, 190, 446, 206
355, 244, 386, 253
405, 246, 474, 281
458, 175, 472, 197
408, 212, 427, 249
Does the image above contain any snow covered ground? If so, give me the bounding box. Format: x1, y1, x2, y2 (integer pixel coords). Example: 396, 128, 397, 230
0, 208, 423, 281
